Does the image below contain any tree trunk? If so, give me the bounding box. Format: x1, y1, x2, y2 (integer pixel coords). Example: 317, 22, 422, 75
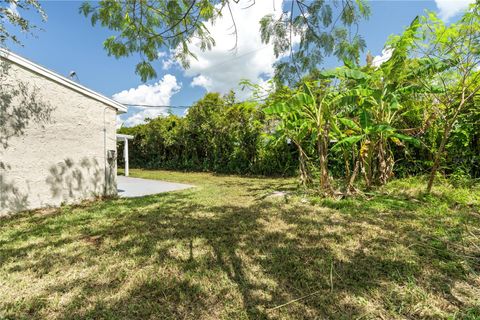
343, 149, 351, 185
347, 157, 360, 195
377, 137, 393, 186
426, 93, 472, 193
317, 125, 331, 194
426, 122, 452, 193
360, 141, 372, 189
377, 138, 388, 185
296, 142, 311, 186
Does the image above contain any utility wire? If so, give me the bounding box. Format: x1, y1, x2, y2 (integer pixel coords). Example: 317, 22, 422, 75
115, 97, 268, 109
116, 102, 191, 109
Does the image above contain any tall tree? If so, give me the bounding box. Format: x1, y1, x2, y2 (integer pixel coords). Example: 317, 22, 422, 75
395, 6, 480, 192
80, 0, 370, 82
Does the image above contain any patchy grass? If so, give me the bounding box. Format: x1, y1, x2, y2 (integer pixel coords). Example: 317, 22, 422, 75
0, 169, 479, 319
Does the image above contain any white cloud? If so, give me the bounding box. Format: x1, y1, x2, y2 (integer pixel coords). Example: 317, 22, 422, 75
163, 0, 288, 98
191, 75, 212, 88
372, 48, 393, 67
114, 74, 181, 127
435, 0, 474, 21
159, 50, 178, 70
113, 74, 180, 106
119, 107, 171, 127
162, 58, 175, 70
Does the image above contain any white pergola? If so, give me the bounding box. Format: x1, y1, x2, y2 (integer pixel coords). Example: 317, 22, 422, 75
116, 134, 134, 176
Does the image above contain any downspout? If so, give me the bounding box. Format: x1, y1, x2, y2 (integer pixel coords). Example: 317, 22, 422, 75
103, 106, 108, 196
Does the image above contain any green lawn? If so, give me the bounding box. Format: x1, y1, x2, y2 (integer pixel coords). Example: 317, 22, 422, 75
1, 170, 479, 319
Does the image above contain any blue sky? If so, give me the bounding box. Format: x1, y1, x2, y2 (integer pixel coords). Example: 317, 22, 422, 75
4, 0, 473, 126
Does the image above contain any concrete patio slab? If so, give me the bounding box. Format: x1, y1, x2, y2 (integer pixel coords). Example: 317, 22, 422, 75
117, 176, 193, 198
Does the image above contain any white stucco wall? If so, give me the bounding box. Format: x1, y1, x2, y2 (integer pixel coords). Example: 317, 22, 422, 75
0, 61, 119, 215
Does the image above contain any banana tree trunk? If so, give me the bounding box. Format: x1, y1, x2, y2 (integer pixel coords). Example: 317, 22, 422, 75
377, 137, 389, 185
317, 125, 331, 193
360, 141, 372, 189
347, 157, 360, 195
295, 141, 311, 186
343, 148, 351, 185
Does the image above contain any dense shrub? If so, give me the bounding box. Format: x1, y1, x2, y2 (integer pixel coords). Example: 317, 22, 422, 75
117, 93, 298, 176
118, 89, 479, 182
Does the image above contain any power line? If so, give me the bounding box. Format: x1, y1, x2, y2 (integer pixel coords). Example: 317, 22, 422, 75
116, 102, 191, 109
115, 97, 268, 109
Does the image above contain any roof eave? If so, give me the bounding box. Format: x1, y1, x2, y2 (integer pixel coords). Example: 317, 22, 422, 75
0, 48, 128, 113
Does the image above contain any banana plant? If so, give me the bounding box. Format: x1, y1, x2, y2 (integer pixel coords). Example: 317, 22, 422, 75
294, 82, 338, 193
321, 48, 422, 186
265, 82, 338, 192
332, 112, 420, 188
264, 94, 313, 186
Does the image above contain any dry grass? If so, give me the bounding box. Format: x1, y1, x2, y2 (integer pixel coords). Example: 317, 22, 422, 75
0, 170, 479, 319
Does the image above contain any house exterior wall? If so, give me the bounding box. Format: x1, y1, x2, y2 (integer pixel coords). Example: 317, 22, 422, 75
0, 61, 118, 216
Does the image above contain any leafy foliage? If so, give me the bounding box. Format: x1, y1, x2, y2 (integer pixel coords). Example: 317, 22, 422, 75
0, 0, 46, 46
119, 4, 480, 194
260, 0, 370, 84
81, 0, 370, 82
80, 0, 218, 81
389, 4, 480, 191
118, 92, 297, 176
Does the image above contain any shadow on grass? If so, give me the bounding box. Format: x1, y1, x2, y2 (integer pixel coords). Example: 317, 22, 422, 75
0, 184, 479, 319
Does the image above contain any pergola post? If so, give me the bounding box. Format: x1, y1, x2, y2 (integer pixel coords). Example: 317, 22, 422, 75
124, 137, 129, 177
116, 134, 134, 177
